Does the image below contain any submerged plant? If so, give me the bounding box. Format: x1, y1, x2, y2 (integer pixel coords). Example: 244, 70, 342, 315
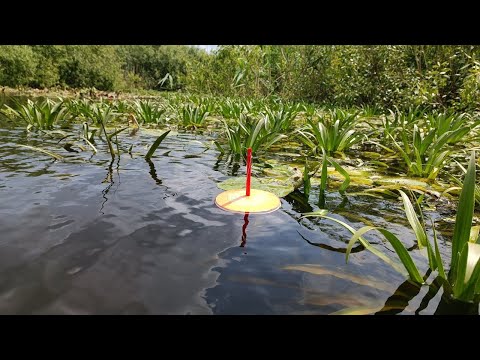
17, 144, 64, 161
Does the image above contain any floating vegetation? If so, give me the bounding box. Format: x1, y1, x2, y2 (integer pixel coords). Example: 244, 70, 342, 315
17, 144, 64, 161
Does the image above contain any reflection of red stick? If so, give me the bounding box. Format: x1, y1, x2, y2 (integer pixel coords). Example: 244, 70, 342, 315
246, 148, 252, 196
240, 212, 249, 247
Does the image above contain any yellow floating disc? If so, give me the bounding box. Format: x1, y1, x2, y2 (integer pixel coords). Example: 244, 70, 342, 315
215, 188, 281, 214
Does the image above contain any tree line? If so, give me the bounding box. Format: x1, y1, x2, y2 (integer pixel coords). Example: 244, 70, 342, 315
1, 45, 480, 110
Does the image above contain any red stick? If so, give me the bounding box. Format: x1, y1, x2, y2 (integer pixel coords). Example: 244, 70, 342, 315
246, 148, 252, 196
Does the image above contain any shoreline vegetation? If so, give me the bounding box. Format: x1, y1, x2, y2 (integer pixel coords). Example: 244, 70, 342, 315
1, 45, 480, 111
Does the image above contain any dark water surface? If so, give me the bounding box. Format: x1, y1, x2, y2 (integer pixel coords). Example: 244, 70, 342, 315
0, 116, 471, 314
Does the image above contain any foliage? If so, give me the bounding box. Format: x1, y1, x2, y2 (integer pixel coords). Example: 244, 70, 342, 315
1, 97, 69, 130
304, 151, 480, 303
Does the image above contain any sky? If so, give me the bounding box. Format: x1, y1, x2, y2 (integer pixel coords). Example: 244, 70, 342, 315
194, 45, 217, 53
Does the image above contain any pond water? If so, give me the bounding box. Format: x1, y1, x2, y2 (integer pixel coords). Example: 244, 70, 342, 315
0, 102, 475, 314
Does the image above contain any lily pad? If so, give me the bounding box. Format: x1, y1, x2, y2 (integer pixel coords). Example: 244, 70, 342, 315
140, 128, 179, 137
217, 177, 294, 197
373, 177, 429, 188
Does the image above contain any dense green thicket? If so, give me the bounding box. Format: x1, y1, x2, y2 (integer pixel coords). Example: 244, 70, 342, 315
185, 45, 480, 110
0, 45, 202, 92
1, 45, 480, 110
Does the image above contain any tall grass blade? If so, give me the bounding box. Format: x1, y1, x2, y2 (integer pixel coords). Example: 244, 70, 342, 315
17, 144, 64, 161
431, 219, 446, 280
450, 151, 476, 279
346, 226, 424, 283
145, 130, 171, 160
327, 157, 350, 193
399, 190, 427, 248
302, 213, 408, 276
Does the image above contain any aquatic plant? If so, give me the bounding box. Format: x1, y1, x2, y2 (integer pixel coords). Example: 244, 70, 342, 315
305, 151, 480, 303
297, 109, 363, 155
358, 104, 382, 119
113, 99, 132, 114
368, 105, 425, 146
1, 98, 69, 130
263, 103, 300, 133
387, 123, 456, 180
181, 104, 209, 129
450, 159, 480, 208
17, 144, 64, 161
302, 150, 351, 206
426, 111, 479, 143
75, 103, 120, 159
145, 130, 171, 160
216, 114, 285, 155
76, 101, 117, 126
132, 100, 166, 125
218, 98, 245, 119
81, 122, 98, 153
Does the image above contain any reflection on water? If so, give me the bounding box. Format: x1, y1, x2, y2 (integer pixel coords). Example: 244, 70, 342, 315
0, 114, 474, 314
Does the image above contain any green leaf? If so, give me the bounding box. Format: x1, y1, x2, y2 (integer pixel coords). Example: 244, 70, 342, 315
346, 226, 424, 284
213, 141, 225, 154
145, 130, 171, 160
465, 242, 480, 284
399, 190, 427, 248
283, 264, 394, 293
453, 245, 469, 298
17, 144, 64, 161
462, 254, 480, 301
81, 137, 97, 153
320, 148, 328, 191
469, 226, 480, 244
303, 161, 311, 198
330, 305, 384, 315
327, 157, 350, 193
451, 151, 476, 278
431, 219, 446, 280
301, 209, 329, 217
217, 177, 293, 197
302, 214, 407, 276
100, 119, 115, 160
108, 127, 128, 141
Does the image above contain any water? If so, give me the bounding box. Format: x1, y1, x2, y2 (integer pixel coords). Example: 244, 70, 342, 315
0, 118, 475, 314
